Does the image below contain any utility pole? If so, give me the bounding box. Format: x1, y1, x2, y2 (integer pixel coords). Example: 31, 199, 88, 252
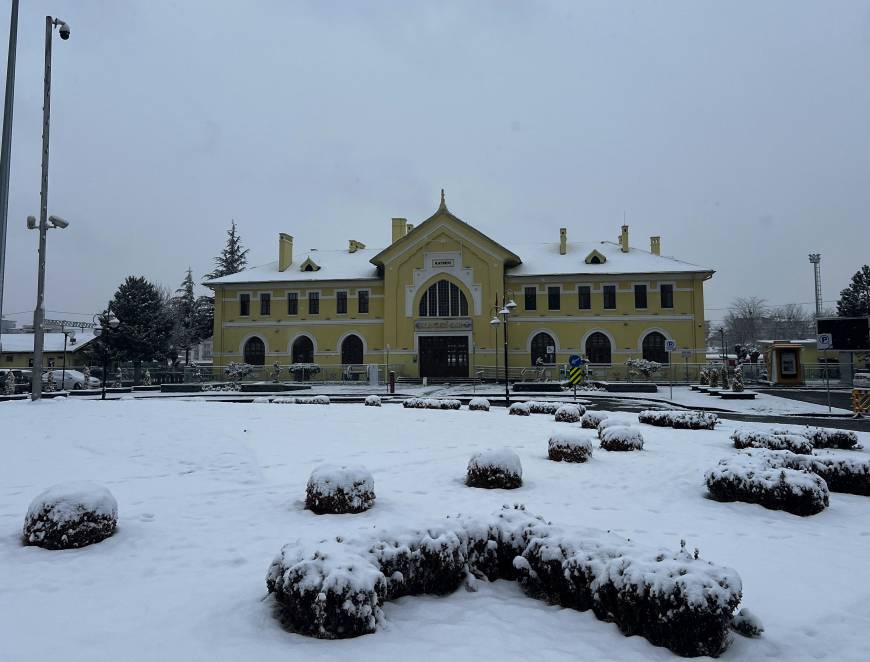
808, 254, 822, 317
0, 0, 20, 353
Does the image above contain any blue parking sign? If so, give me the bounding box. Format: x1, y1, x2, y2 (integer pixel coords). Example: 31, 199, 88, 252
569, 354, 582, 367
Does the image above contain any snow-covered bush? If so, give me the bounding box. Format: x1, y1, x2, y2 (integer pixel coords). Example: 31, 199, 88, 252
468, 397, 490, 411
294, 395, 330, 405
466, 449, 522, 489
402, 397, 461, 410
732, 608, 764, 638
704, 454, 829, 516
548, 431, 594, 462
554, 404, 584, 423
271, 361, 281, 382
364, 395, 381, 407
266, 506, 744, 657
581, 411, 608, 429
528, 401, 561, 415
597, 417, 633, 439
799, 427, 860, 450
784, 452, 870, 496
44, 369, 56, 392
142, 369, 152, 386
508, 401, 531, 416
599, 426, 644, 451
731, 366, 745, 392
82, 366, 92, 389
305, 465, 375, 514
731, 429, 813, 455
22, 482, 118, 549
638, 409, 719, 430
699, 368, 710, 386
625, 358, 661, 379
224, 362, 253, 383
4, 369, 14, 395
266, 537, 386, 638
708, 369, 720, 388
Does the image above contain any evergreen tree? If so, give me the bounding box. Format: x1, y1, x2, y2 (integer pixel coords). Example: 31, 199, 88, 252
206, 220, 249, 279
107, 276, 175, 382
170, 268, 212, 364
836, 265, 870, 317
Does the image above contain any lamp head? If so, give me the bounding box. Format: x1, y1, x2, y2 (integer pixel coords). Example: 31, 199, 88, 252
56, 20, 70, 40
108, 314, 120, 329
489, 316, 500, 327
506, 299, 517, 311
26, 216, 37, 230
48, 215, 69, 229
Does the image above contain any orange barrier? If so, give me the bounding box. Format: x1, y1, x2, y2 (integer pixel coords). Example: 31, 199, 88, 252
852, 389, 870, 416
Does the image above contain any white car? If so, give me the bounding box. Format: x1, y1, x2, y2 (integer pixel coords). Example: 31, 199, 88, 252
42, 369, 101, 390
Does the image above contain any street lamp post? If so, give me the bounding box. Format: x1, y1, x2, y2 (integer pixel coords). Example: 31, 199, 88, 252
490, 293, 517, 406
29, 16, 71, 401
93, 310, 120, 400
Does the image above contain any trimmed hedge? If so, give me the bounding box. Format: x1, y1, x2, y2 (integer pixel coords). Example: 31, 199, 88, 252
581, 411, 608, 429
466, 449, 523, 489
749, 448, 870, 497
402, 397, 461, 410
548, 431, 594, 462
364, 395, 382, 407
638, 410, 719, 430
599, 426, 644, 451
274, 395, 330, 405
528, 401, 562, 414
704, 454, 829, 516
731, 429, 813, 455
305, 465, 375, 514
266, 505, 744, 657
554, 404, 583, 423
23, 482, 118, 550
799, 427, 860, 450
468, 397, 490, 411
508, 402, 531, 416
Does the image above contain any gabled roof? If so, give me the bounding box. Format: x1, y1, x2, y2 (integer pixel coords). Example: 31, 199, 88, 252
0, 333, 97, 353
369, 192, 522, 268
203, 248, 381, 286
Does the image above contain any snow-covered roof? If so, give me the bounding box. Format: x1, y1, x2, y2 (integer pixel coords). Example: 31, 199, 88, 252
204, 248, 381, 285
205, 240, 711, 286
0, 332, 96, 353
506, 241, 712, 277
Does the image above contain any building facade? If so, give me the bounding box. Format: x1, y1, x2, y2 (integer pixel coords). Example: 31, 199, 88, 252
1, 332, 95, 369
205, 195, 713, 378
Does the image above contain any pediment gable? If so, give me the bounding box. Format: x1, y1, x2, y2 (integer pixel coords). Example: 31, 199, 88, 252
585, 249, 607, 265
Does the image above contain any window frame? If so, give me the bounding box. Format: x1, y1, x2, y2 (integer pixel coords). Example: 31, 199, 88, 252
524, 286, 537, 311
259, 292, 271, 316
634, 283, 648, 310
336, 290, 348, 315
308, 291, 320, 315
659, 282, 675, 309
577, 284, 591, 310
239, 292, 251, 317
357, 289, 370, 314
286, 291, 299, 315
602, 284, 617, 310
418, 280, 468, 318
547, 285, 561, 311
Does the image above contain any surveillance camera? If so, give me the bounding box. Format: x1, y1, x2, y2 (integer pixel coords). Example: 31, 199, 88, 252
58, 22, 70, 40
26, 215, 37, 229
48, 215, 69, 229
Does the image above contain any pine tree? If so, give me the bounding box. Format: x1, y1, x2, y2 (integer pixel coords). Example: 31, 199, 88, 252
206, 220, 249, 279
170, 268, 211, 364
836, 265, 870, 317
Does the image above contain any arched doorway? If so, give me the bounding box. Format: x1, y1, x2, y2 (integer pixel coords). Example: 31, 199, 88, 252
292, 336, 314, 363
243, 337, 265, 365
585, 332, 611, 364
530, 332, 556, 365
341, 334, 364, 365
642, 331, 669, 364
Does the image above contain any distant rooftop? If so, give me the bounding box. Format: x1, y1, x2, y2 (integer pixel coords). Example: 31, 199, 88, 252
1, 333, 96, 353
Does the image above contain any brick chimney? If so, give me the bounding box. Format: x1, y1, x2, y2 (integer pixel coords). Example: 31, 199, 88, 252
620, 225, 629, 253
278, 233, 293, 271
391, 218, 408, 244
650, 236, 661, 256
559, 228, 567, 255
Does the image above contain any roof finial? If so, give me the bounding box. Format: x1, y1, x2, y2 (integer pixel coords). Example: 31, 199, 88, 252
439, 188, 447, 211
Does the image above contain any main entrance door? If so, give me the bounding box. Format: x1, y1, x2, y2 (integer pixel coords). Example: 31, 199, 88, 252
418, 336, 469, 379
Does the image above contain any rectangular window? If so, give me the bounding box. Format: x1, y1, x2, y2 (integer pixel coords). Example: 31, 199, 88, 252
239, 293, 250, 316
603, 285, 616, 309
524, 286, 537, 311
308, 292, 319, 315
578, 286, 591, 310
634, 284, 647, 309
548, 286, 561, 311
287, 292, 298, 315
336, 291, 347, 314
358, 290, 369, 314
660, 283, 674, 309
260, 293, 271, 316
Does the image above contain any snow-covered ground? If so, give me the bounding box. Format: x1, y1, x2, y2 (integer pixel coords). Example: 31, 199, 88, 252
1, 398, 868, 661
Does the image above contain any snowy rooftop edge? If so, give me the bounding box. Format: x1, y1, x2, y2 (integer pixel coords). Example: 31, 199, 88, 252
1, 332, 96, 353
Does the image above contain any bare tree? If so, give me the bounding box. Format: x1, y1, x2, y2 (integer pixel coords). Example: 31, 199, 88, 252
768, 303, 813, 340
724, 297, 770, 346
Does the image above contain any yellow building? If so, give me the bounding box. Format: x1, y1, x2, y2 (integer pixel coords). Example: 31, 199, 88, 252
205, 194, 713, 379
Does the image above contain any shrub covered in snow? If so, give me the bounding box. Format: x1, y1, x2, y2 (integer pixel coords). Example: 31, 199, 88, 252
732, 608, 764, 638
599, 426, 644, 451
597, 417, 634, 439
266, 505, 745, 657
364, 395, 381, 407
528, 401, 562, 415
23, 482, 118, 549
581, 411, 608, 429
731, 429, 813, 455
554, 404, 584, 423
468, 397, 490, 411
781, 451, 870, 496
296, 395, 330, 405
638, 409, 719, 430
305, 465, 375, 514
799, 427, 860, 450
508, 401, 531, 416
704, 454, 829, 516
548, 431, 594, 463
466, 449, 523, 489
402, 397, 461, 410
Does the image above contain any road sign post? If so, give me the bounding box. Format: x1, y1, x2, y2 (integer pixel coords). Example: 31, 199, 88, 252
817, 333, 833, 413
665, 340, 677, 401
567, 355, 586, 402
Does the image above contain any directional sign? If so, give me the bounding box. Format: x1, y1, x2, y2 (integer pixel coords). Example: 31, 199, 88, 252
665, 340, 677, 352
567, 366, 585, 385
569, 354, 582, 368
817, 333, 833, 350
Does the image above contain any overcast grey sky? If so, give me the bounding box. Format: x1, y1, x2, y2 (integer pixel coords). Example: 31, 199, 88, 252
1, 0, 868, 327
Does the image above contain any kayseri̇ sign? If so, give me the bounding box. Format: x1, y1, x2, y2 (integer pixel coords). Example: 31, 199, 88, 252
432, 258, 456, 268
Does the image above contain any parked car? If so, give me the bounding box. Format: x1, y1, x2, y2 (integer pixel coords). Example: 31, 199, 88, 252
0, 369, 32, 394
42, 369, 101, 390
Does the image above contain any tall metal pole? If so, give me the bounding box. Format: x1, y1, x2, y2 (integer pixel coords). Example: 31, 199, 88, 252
503, 312, 510, 406
809, 254, 822, 317
31, 17, 55, 400
0, 0, 20, 352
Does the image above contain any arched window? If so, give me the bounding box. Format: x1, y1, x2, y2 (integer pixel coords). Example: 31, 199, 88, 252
418, 280, 468, 317
530, 332, 556, 365
341, 335, 364, 365
292, 336, 314, 363
243, 337, 265, 365
642, 331, 669, 364
585, 332, 611, 364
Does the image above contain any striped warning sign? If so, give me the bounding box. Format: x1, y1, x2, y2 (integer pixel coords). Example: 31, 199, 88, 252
567, 366, 584, 385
